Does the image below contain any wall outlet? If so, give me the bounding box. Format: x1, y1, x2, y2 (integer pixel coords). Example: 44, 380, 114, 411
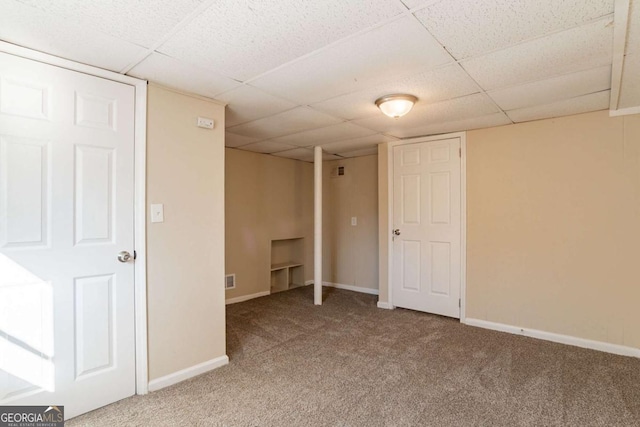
197, 116, 214, 129
351, 216, 357, 226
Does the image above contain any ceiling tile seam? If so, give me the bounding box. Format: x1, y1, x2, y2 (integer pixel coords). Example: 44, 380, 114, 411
226, 106, 348, 134
455, 13, 615, 63
408, 7, 458, 61
610, 0, 631, 110
442, 61, 512, 124
309, 59, 466, 105
395, 0, 410, 11
266, 127, 381, 148
224, 105, 336, 131
405, 0, 447, 14
228, 117, 371, 146
242, 143, 300, 154
255, 58, 469, 111
8, 0, 153, 66
119, 0, 220, 74
295, 11, 612, 111
240, 11, 413, 85
224, 105, 303, 128
482, 64, 613, 95
271, 146, 346, 158
504, 88, 612, 119
212, 80, 301, 103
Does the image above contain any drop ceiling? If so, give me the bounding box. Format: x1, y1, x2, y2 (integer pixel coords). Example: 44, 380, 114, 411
1, 0, 638, 162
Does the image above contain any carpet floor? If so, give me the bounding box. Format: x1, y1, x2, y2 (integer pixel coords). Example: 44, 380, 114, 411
69, 286, 640, 426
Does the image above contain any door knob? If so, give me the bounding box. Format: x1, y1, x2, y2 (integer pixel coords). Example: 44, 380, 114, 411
393, 229, 401, 236
118, 251, 132, 263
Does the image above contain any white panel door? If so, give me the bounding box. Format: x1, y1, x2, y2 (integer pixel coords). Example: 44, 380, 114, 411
392, 138, 461, 318
0, 52, 136, 419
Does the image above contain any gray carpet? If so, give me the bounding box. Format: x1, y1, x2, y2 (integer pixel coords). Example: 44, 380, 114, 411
69, 286, 640, 426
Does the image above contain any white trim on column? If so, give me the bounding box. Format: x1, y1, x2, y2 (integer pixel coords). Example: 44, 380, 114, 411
133, 80, 149, 396
385, 132, 467, 321
0, 41, 150, 395
609, 0, 630, 112
314, 146, 323, 306
464, 318, 640, 358
609, 105, 640, 117
459, 134, 467, 323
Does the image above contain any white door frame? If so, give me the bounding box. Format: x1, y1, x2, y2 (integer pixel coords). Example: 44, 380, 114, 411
0, 41, 150, 394
385, 132, 467, 322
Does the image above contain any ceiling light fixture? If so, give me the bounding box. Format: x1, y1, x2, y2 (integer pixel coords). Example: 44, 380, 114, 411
375, 94, 418, 118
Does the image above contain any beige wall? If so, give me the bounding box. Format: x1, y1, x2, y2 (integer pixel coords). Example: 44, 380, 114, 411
323, 155, 379, 290
146, 85, 226, 380
225, 148, 314, 300
466, 111, 640, 348
378, 110, 640, 349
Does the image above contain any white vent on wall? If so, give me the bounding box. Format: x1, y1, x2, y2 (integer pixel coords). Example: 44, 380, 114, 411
225, 274, 236, 290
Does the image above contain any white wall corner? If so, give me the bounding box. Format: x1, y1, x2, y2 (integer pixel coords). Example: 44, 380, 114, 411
148, 355, 229, 392
464, 318, 640, 359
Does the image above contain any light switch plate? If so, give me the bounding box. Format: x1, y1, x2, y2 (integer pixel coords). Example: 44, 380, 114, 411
351, 217, 357, 226
150, 204, 164, 223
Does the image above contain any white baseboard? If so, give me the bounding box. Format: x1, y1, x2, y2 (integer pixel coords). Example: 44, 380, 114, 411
148, 355, 229, 392
376, 301, 393, 309
225, 291, 270, 305
304, 280, 314, 286
322, 281, 379, 295
464, 318, 640, 358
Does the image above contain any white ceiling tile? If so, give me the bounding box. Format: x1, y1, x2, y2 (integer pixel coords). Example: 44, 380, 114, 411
0, 0, 146, 71
226, 107, 342, 139
337, 147, 379, 158
225, 132, 259, 148
462, 18, 614, 91
266, 123, 376, 148
158, 0, 406, 81
311, 64, 479, 120
618, 53, 640, 109
415, 0, 613, 60
273, 148, 342, 162
506, 90, 610, 122
128, 53, 240, 98
400, 0, 443, 10
389, 112, 512, 138
488, 66, 611, 111
215, 86, 297, 127
353, 93, 499, 135
237, 140, 298, 154
248, 16, 454, 104
320, 134, 397, 154
626, 0, 639, 54
14, 0, 203, 48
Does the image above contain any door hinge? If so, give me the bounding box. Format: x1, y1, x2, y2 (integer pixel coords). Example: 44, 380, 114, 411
459, 148, 461, 158
133, 250, 137, 260
459, 298, 461, 308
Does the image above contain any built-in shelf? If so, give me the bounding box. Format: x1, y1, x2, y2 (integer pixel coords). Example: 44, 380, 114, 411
270, 262, 303, 271
270, 238, 304, 293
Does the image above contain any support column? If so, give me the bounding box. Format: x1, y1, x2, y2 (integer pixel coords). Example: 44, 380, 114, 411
314, 146, 322, 305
